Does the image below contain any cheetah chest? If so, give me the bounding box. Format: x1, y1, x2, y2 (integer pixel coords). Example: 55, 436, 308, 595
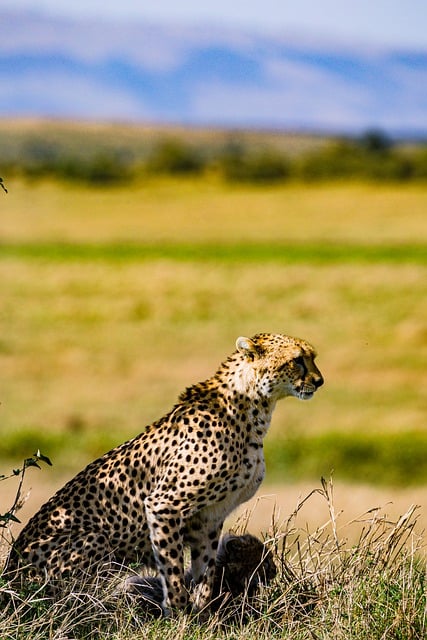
215, 445, 266, 519
235, 445, 266, 506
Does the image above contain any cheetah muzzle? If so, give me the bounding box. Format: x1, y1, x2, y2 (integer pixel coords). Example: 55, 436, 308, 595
5, 333, 323, 615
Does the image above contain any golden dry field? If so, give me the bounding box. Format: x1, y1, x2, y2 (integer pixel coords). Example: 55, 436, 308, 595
1, 176, 427, 539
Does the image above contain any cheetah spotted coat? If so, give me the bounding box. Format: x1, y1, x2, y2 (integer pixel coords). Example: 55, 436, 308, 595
6, 333, 323, 613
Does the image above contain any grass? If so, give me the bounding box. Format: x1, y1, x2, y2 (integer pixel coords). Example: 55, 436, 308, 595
0, 177, 426, 486
0, 240, 425, 264
0, 171, 426, 637
264, 431, 427, 486
0, 258, 425, 470
1, 479, 425, 639
2, 178, 427, 245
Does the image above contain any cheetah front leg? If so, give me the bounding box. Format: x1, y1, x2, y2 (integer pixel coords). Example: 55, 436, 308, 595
144, 496, 188, 615
186, 518, 223, 614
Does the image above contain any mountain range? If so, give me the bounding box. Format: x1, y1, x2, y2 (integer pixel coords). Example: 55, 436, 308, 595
1, 10, 427, 136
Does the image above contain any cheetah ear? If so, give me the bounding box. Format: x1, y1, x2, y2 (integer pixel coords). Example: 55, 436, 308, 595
236, 336, 260, 361
223, 536, 241, 560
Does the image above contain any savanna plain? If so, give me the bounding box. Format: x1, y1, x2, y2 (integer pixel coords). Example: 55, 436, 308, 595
1, 163, 427, 638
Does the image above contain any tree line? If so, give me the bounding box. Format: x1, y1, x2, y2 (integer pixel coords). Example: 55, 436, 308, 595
1, 128, 427, 186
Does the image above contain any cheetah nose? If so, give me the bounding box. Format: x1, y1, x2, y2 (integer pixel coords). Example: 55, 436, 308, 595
314, 374, 324, 389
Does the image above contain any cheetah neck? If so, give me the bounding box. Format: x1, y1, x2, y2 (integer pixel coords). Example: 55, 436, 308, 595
179, 355, 278, 438
215, 356, 277, 427
230, 359, 257, 396
220, 356, 275, 401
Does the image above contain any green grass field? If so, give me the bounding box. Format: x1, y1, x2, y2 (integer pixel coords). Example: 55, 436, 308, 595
0, 177, 426, 484
1, 173, 426, 639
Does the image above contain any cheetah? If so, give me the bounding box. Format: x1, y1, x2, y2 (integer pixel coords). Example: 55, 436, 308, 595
210, 532, 277, 606
124, 533, 277, 617
5, 333, 323, 615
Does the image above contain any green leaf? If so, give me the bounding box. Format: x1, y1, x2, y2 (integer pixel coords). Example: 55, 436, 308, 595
34, 450, 53, 466
0, 512, 21, 524
24, 458, 41, 469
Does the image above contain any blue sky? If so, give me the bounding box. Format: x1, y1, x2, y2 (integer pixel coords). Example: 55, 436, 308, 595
5, 0, 427, 50
2, 2, 427, 132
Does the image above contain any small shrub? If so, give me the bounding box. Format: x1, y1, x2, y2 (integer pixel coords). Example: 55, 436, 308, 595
410, 147, 427, 179
146, 138, 205, 175
219, 145, 290, 183
56, 151, 134, 185
19, 138, 63, 178
359, 129, 393, 154
0, 451, 52, 529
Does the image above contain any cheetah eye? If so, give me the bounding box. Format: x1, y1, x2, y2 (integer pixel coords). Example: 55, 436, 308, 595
294, 356, 305, 368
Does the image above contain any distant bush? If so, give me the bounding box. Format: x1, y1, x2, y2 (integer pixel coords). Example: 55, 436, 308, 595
3, 137, 135, 185
219, 145, 291, 183
145, 138, 205, 175
410, 147, 427, 179
295, 140, 358, 180
359, 128, 393, 154
296, 132, 423, 182
18, 137, 63, 178
56, 151, 134, 185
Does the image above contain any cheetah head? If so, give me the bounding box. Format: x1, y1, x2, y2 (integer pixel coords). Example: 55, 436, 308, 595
235, 333, 324, 401
216, 533, 277, 590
